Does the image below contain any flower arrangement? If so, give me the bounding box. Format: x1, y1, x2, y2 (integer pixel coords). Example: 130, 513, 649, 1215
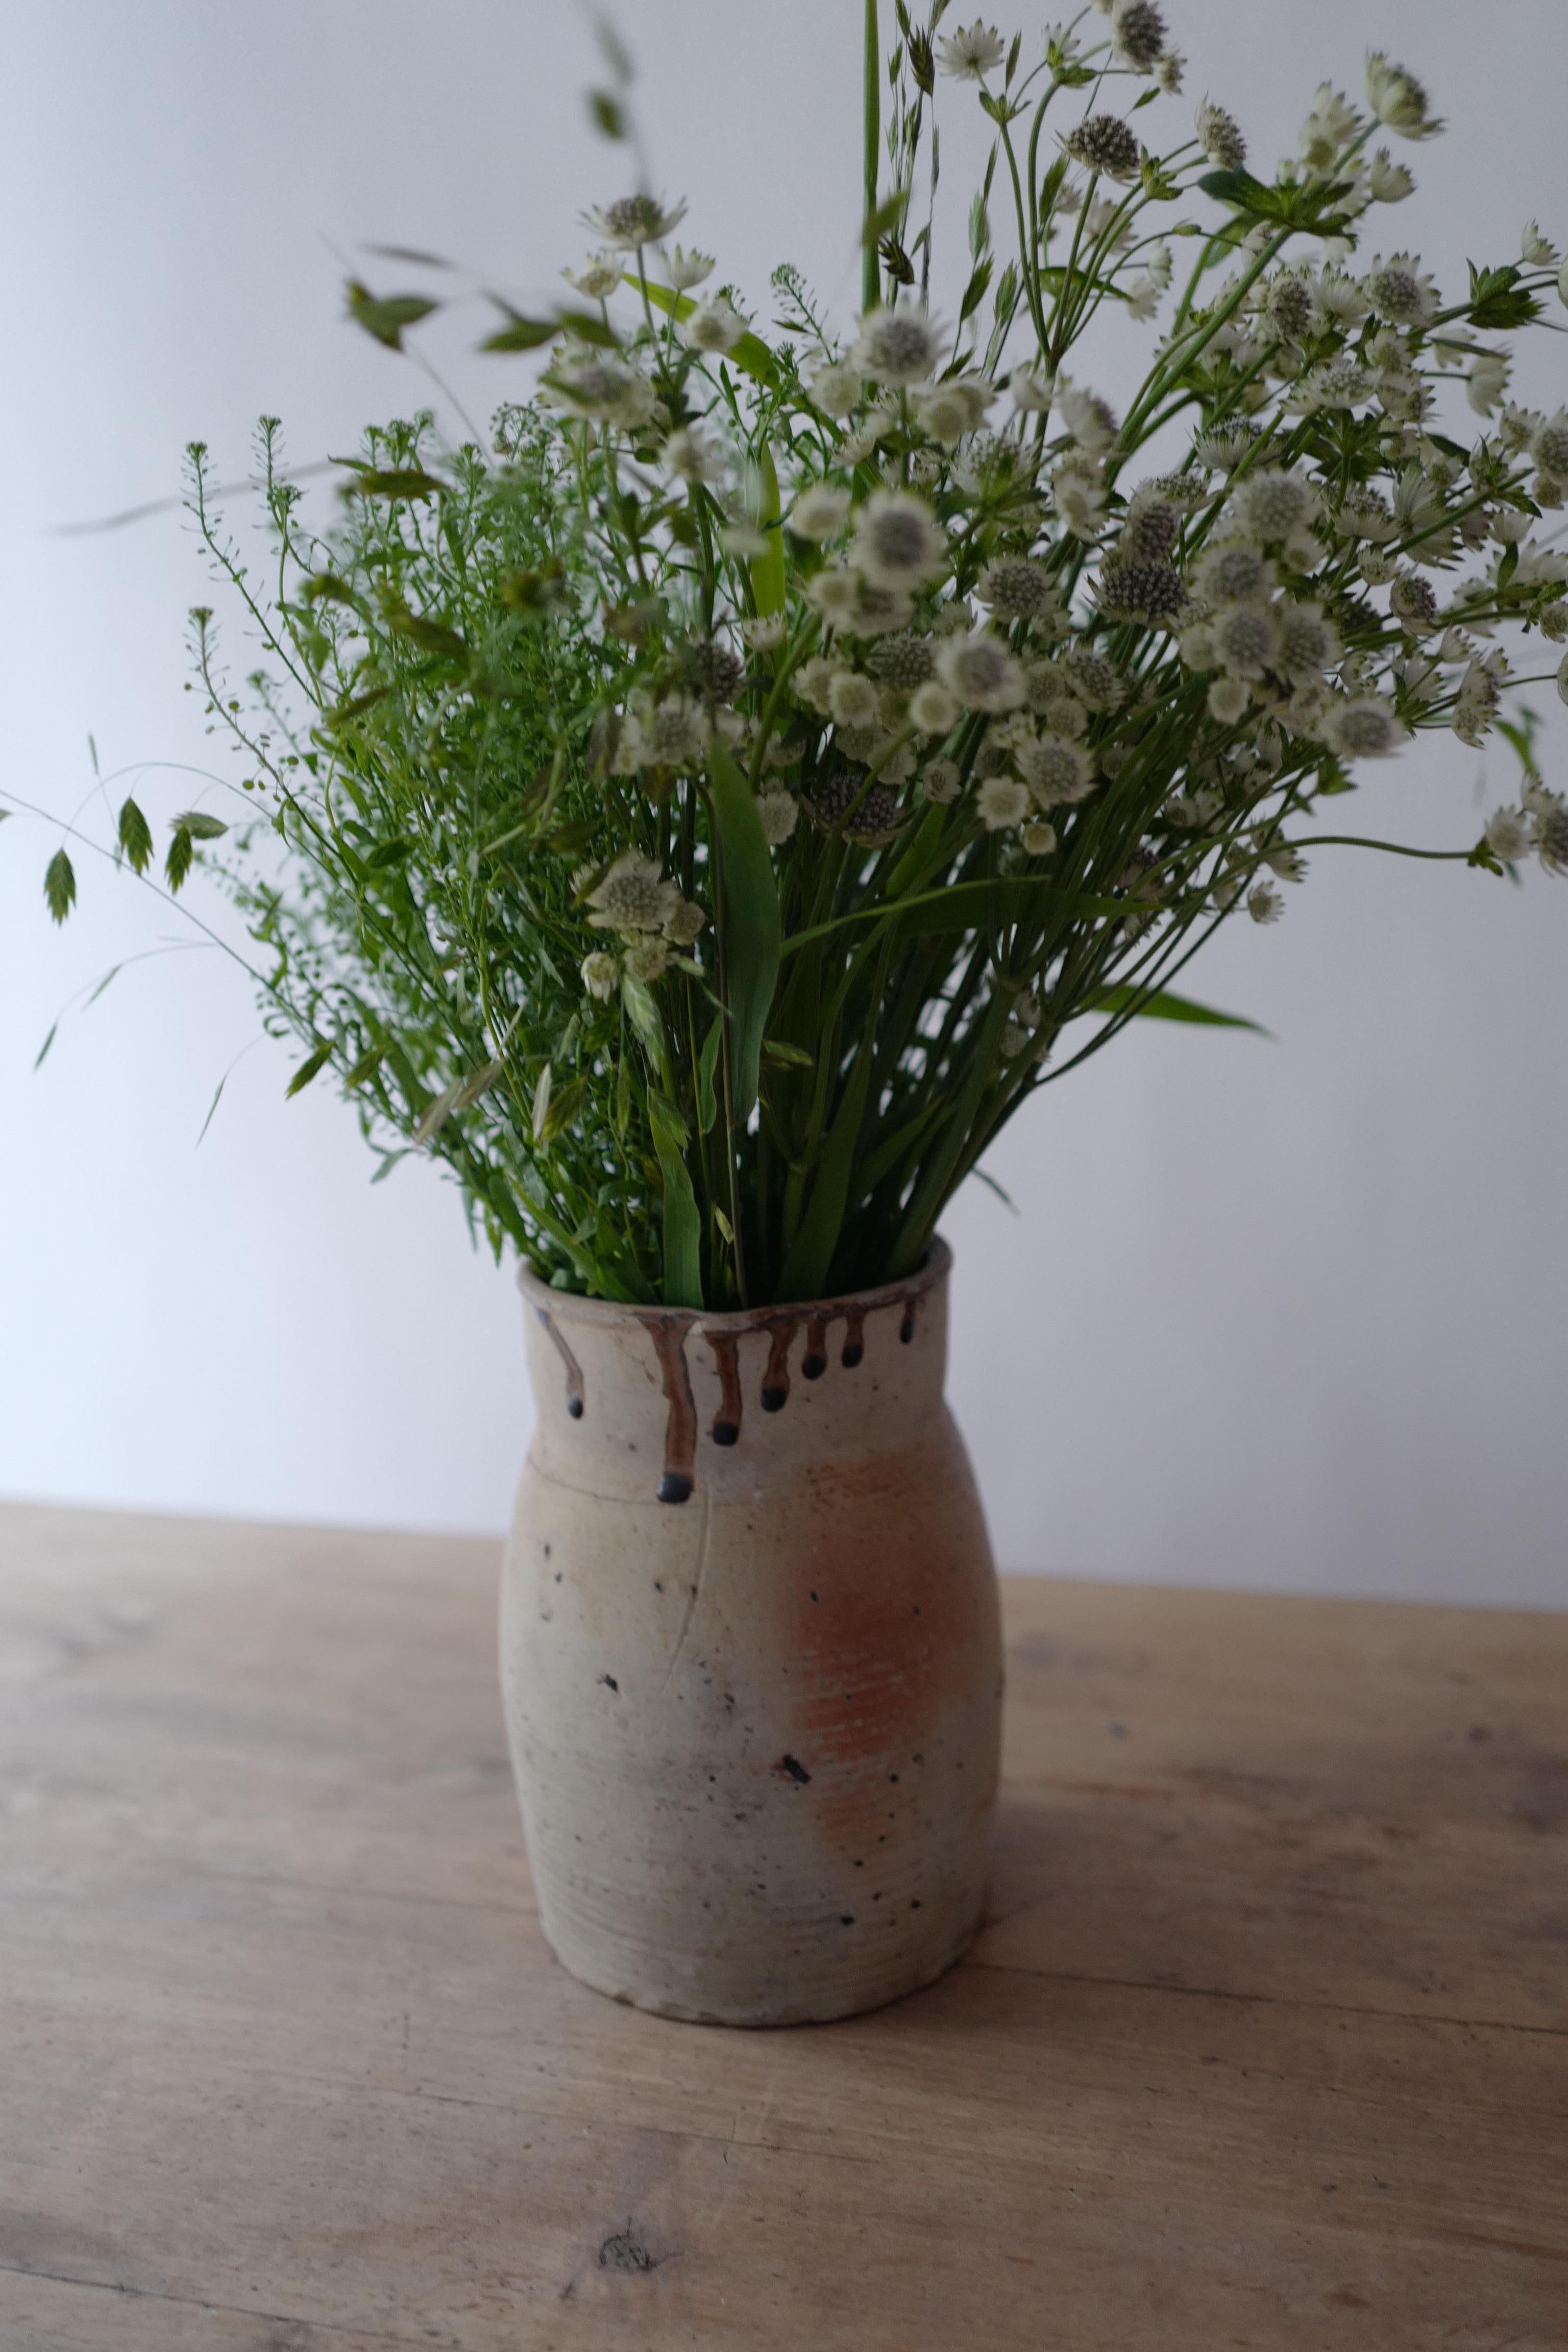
19, 0, 1568, 1311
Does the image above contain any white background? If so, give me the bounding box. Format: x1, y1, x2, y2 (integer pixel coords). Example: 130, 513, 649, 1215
2, 1, 1565, 1605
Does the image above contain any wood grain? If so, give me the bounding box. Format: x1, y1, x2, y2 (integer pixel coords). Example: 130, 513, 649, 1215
1, 1500, 1564, 2350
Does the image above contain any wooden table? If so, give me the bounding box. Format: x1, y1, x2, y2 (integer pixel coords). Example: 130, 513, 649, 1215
2, 1503, 1565, 2351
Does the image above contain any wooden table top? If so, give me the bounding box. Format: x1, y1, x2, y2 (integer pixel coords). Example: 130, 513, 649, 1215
1, 1502, 1565, 2351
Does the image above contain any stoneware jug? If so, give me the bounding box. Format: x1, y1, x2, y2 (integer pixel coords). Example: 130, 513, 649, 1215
498, 1238, 1003, 2026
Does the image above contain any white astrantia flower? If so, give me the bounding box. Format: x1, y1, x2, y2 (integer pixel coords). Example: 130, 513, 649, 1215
828, 671, 881, 730
1468, 354, 1510, 417
1248, 880, 1285, 924
587, 852, 684, 936
808, 360, 862, 416
663, 899, 708, 947
1365, 52, 1443, 141
1276, 604, 1340, 680
1193, 542, 1274, 605
1207, 676, 1251, 724
542, 353, 656, 430
665, 245, 716, 292
1323, 696, 1406, 759
637, 695, 710, 769
563, 250, 623, 299
1008, 364, 1053, 413
580, 950, 619, 1001
792, 655, 843, 714
914, 377, 995, 445
1234, 468, 1321, 545
936, 21, 1007, 79
1485, 806, 1534, 861
977, 774, 1031, 832
1062, 113, 1142, 184
1057, 381, 1119, 455
622, 936, 672, 984
1542, 604, 1568, 644
1016, 734, 1095, 807
936, 631, 1027, 712
1022, 819, 1059, 856
1362, 253, 1439, 325
1195, 98, 1247, 172
976, 558, 1059, 621
787, 483, 852, 542
1299, 83, 1360, 175
803, 566, 861, 630
1265, 846, 1309, 882
755, 789, 799, 846
741, 612, 786, 652
1534, 412, 1568, 484
1212, 602, 1280, 680
1368, 149, 1415, 203
1110, 0, 1167, 72
909, 681, 961, 735
851, 305, 946, 387
583, 193, 688, 250
661, 425, 727, 483
850, 490, 949, 591
923, 758, 963, 804
682, 300, 749, 355
1559, 257, 1568, 310
839, 403, 900, 465
1534, 793, 1568, 875
1519, 223, 1559, 269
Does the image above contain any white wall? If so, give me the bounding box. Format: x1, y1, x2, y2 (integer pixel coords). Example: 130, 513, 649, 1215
2, 1, 1565, 1605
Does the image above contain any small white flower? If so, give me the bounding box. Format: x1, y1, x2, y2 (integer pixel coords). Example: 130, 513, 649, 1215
542, 353, 656, 430
580, 950, 619, 1000
718, 520, 770, 560
1541, 603, 1568, 645
1153, 52, 1184, 95
1022, 819, 1058, 856
741, 612, 786, 652
828, 670, 881, 729
977, 774, 1031, 831
935, 631, 1027, 712
661, 425, 727, 482
563, 250, 623, 299
936, 21, 1007, 79
622, 936, 672, 984
1520, 223, 1559, 270
682, 300, 749, 355
1212, 602, 1280, 680
1534, 411, 1568, 485
756, 788, 799, 846
1485, 806, 1534, 862
583, 193, 688, 250
808, 359, 863, 416
923, 759, 963, 805
1052, 463, 1108, 542
1299, 83, 1361, 174
914, 377, 995, 446
1367, 149, 1415, 203
1057, 379, 1119, 452
1467, 354, 1510, 418
787, 483, 852, 542
663, 900, 707, 947
587, 851, 684, 936
1535, 795, 1568, 875
1247, 880, 1284, 924
850, 489, 949, 589
1323, 696, 1406, 759
803, 566, 861, 629
1194, 542, 1274, 605
1195, 98, 1247, 172
1265, 846, 1308, 882
839, 402, 900, 464
1234, 468, 1321, 545
1362, 253, 1438, 326
851, 305, 946, 387
793, 654, 843, 713
665, 245, 716, 292
1016, 734, 1095, 806
1207, 676, 1250, 724
1365, 52, 1442, 141
1009, 365, 1053, 413
909, 680, 962, 735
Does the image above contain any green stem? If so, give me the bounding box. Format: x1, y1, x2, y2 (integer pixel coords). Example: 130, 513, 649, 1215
863, 0, 881, 316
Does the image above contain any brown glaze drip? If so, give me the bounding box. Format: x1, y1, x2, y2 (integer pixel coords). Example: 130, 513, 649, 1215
801, 1315, 830, 1381
643, 1319, 698, 1505
536, 1309, 586, 1420
707, 1331, 743, 1448
761, 1321, 798, 1413
900, 1294, 922, 1346
840, 1308, 866, 1370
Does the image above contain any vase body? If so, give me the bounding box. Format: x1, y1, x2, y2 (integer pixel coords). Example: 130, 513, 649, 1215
498, 1238, 1002, 2026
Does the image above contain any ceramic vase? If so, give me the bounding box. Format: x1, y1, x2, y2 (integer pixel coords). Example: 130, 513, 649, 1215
498, 1237, 1002, 2026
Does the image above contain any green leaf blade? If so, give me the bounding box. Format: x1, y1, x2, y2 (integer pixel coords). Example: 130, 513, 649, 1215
706, 744, 782, 1127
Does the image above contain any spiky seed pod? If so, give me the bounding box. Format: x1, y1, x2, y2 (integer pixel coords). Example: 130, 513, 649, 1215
866, 635, 937, 689
1096, 558, 1188, 626
1062, 114, 1141, 184
1119, 497, 1180, 564
681, 634, 743, 701
808, 770, 906, 842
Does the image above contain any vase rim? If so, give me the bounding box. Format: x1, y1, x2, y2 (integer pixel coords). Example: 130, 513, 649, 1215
515, 1233, 952, 1331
